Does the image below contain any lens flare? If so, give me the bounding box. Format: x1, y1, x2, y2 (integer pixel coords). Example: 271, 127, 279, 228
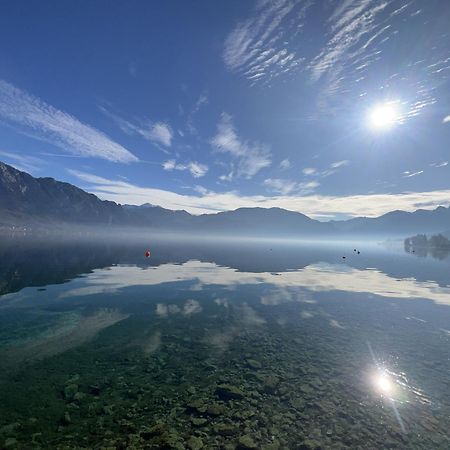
373, 371, 394, 395
368, 103, 399, 130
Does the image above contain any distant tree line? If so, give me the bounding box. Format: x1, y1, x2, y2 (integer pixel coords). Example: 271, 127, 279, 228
405, 234, 450, 259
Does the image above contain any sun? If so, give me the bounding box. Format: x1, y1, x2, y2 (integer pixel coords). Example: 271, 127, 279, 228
368, 102, 399, 131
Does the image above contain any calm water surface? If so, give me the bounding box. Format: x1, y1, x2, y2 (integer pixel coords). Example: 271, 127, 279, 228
0, 236, 449, 449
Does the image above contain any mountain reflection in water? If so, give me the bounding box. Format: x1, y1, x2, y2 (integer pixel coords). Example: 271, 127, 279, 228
0, 236, 449, 449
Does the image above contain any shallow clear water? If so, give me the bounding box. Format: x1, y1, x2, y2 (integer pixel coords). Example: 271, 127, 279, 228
0, 236, 449, 449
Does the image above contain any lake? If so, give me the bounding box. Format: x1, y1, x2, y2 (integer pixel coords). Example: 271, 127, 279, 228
0, 236, 449, 449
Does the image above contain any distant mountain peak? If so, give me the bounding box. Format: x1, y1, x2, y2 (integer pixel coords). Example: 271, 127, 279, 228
1, 160, 449, 237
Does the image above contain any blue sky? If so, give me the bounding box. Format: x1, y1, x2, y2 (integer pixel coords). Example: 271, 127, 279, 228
0, 0, 449, 220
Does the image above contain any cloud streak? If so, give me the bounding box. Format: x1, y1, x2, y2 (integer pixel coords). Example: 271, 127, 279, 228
223, 0, 311, 85
303, 160, 350, 178
0, 80, 137, 163
264, 178, 320, 195
306, 1, 446, 121
211, 113, 271, 179
430, 161, 448, 168
99, 106, 173, 148
163, 159, 208, 178
69, 169, 450, 219
403, 170, 424, 178
279, 158, 291, 170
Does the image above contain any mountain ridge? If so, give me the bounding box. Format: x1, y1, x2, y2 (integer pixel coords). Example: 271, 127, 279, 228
1, 161, 449, 237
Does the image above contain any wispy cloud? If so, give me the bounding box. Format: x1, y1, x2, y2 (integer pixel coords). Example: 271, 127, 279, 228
308, 1, 444, 120
303, 160, 350, 178
264, 178, 297, 195
264, 178, 320, 195
191, 92, 208, 115
223, 0, 311, 85
211, 113, 271, 179
162, 159, 208, 178
308, 0, 391, 81
99, 105, 173, 148
403, 170, 424, 178
430, 161, 448, 168
298, 180, 320, 191
330, 160, 349, 169
148, 122, 173, 147
68, 169, 450, 219
0, 80, 137, 163
302, 167, 317, 176
186, 92, 208, 135
279, 158, 291, 170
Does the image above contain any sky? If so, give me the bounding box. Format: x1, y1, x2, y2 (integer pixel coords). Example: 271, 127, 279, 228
0, 0, 449, 220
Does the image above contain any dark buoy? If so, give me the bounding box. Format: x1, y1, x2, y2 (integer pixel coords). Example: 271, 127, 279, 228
145, 250, 151, 258
354, 249, 357, 252
357, 251, 360, 254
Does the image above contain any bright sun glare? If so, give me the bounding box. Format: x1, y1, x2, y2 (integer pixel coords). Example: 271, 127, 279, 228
373, 372, 393, 395
368, 103, 399, 130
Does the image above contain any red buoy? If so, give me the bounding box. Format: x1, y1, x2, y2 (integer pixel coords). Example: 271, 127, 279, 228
145, 250, 151, 258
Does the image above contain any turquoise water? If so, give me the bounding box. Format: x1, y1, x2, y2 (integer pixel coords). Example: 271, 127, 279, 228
0, 237, 449, 449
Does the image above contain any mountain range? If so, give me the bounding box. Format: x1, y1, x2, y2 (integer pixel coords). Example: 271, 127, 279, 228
1, 161, 449, 237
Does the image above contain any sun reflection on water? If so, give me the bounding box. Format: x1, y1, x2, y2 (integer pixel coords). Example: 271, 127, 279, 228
373, 371, 394, 396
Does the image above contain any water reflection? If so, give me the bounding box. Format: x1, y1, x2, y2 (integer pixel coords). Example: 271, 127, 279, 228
0, 237, 450, 448
2, 235, 450, 297
3, 259, 447, 307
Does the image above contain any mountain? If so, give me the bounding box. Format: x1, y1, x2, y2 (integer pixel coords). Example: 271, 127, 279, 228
0, 161, 125, 225
1, 161, 449, 237
333, 207, 450, 236
0, 161, 190, 229
196, 207, 333, 236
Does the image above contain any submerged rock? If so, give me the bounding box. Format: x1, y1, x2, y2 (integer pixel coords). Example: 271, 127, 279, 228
102, 405, 113, 416
191, 417, 208, 426
140, 422, 166, 439
186, 399, 207, 414
187, 435, 204, 450
62, 412, 71, 425
246, 359, 262, 370
216, 384, 244, 400
261, 375, 280, 394
297, 439, 322, 450
206, 403, 226, 416
290, 398, 305, 411
4, 437, 18, 448
63, 384, 79, 401
156, 430, 185, 450
73, 392, 86, 402
238, 434, 258, 449
213, 423, 236, 436
261, 442, 280, 450
0, 423, 21, 436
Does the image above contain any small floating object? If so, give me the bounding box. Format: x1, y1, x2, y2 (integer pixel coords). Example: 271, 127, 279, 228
342, 256, 346, 259
354, 249, 357, 252
144, 250, 151, 258
357, 251, 360, 254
